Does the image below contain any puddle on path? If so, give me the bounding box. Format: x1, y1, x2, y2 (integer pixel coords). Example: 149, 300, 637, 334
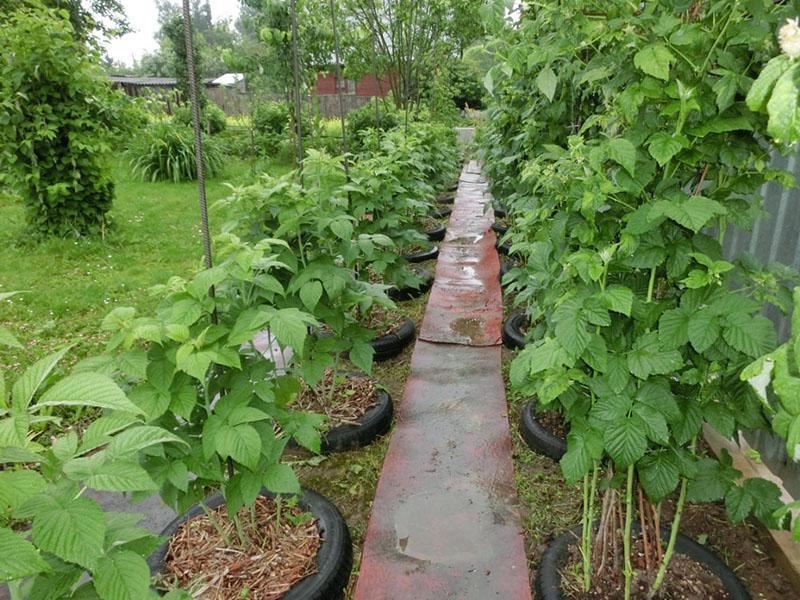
449, 317, 485, 343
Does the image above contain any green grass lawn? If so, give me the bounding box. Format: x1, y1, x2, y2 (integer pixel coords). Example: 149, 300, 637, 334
0, 156, 292, 374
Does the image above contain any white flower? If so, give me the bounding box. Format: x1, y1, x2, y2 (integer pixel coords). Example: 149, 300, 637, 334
779, 17, 800, 60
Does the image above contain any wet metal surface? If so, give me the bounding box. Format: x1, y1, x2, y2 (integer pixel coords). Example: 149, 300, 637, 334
355, 162, 531, 599
419, 161, 502, 346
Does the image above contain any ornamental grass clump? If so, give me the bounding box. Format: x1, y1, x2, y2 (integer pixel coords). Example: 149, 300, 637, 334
483, 1, 800, 597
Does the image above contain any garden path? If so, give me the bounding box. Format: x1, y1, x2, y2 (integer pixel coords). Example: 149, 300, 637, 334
354, 162, 531, 599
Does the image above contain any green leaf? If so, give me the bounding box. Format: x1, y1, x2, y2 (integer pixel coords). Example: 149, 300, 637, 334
604, 415, 647, 467
634, 405, 670, 444
94, 550, 151, 600
606, 138, 636, 176
726, 479, 782, 525
330, 218, 353, 240
269, 308, 315, 354
747, 55, 791, 113
647, 132, 686, 166
0, 470, 47, 512
299, 281, 323, 312
36, 373, 142, 415
349, 341, 374, 375
627, 333, 683, 379
686, 457, 739, 502
215, 423, 261, 470
85, 461, 159, 492
649, 196, 726, 233
12, 347, 71, 411
536, 67, 557, 102
106, 425, 188, 458
263, 463, 300, 495
723, 314, 776, 358
638, 450, 680, 501
658, 307, 690, 349
228, 308, 271, 346
0, 527, 50, 582
633, 44, 675, 81
554, 298, 590, 358
559, 426, 603, 485
32, 495, 106, 570
767, 65, 800, 143
687, 309, 720, 353
176, 350, 213, 381
602, 285, 633, 316
582, 334, 608, 373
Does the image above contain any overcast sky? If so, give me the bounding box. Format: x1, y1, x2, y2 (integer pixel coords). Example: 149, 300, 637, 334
105, 0, 240, 65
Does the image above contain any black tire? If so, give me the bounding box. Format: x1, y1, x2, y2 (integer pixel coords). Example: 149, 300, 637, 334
425, 223, 446, 242
492, 222, 508, 236
149, 489, 353, 600
497, 240, 512, 256
388, 268, 433, 301
370, 317, 416, 361
323, 388, 393, 453
494, 206, 507, 219
437, 192, 455, 205
536, 523, 751, 600
431, 207, 452, 219
403, 245, 439, 263
502, 310, 527, 350
520, 400, 567, 461
448, 182, 458, 192
499, 259, 514, 284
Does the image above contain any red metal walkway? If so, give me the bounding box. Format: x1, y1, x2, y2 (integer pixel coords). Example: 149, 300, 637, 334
354, 162, 531, 599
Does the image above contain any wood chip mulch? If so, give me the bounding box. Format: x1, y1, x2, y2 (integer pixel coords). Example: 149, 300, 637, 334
360, 304, 406, 336
161, 496, 321, 599
295, 369, 379, 427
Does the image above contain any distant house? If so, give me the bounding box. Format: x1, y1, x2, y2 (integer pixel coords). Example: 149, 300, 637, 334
314, 71, 392, 98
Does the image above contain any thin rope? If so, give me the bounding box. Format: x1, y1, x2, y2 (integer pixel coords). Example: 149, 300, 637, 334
290, 0, 305, 175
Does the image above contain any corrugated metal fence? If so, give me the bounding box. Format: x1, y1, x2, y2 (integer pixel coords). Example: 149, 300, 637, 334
724, 150, 800, 497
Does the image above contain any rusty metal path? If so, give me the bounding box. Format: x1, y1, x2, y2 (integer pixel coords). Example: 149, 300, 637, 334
354, 162, 531, 599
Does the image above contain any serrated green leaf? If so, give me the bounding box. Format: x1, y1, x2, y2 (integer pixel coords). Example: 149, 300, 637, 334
686, 457, 738, 502
263, 463, 300, 495
659, 307, 690, 349
12, 347, 71, 411
606, 138, 636, 176
634, 405, 670, 444
602, 285, 633, 316
582, 334, 608, 373
32, 495, 106, 570
0, 470, 47, 512
36, 373, 142, 414
94, 550, 151, 600
767, 65, 800, 144
228, 308, 271, 346
554, 299, 590, 358
559, 426, 603, 485
349, 341, 374, 375
604, 415, 647, 467
106, 426, 188, 458
627, 333, 683, 379
647, 132, 685, 166
86, 461, 159, 492
688, 309, 720, 353
0, 527, 50, 582
536, 66, 557, 101
723, 313, 776, 358
300, 281, 323, 312
633, 44, 675, 81
215, 423, 261, 470
650, 196, 726, 233
747, 55, 791, 113
269, 308, 315, 354
638, 451, 680, 501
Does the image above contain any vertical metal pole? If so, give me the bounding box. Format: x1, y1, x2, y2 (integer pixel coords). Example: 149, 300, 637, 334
181, 0, 213, 274
290, 0, 305, 172
329, 0, 350, 172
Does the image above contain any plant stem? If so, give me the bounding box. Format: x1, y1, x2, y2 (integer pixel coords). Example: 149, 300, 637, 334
623, 464, 634, 600
649, 476, 688, 597
647, 266, 657, 303
200, 502, 233, 547
583, 463, 599, 591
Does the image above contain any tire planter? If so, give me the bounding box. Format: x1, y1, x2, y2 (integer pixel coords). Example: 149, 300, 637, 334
499, 259, 515, 283
437, 192, 455, 205
494, 206, 507, 219
323, 387, 393, 453
370, 316, 416, 361
148, 488, 353, 600
492, 222, 509, 236
520, 400, 567, 461
425, 223, 447, 242
431, 207, 452, 219
502, 310, 527, 350
403, 245, 439, 263
447, 181, 458, 192
388, 268, 433, 301
497, 240, 512, 256
536, 523, 751, 600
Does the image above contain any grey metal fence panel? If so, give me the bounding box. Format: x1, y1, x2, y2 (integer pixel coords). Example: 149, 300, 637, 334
724, 149, 800, 497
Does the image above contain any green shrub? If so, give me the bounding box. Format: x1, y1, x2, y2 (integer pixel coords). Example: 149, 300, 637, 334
173, 102, 228, 135
251, 100, 312, 155
0, 8, 124, 237
128, 122, 225, 182
347, 102, 400, 150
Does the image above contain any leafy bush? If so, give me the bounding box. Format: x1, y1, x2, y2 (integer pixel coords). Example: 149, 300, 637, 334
0, 8, 124, 237
347, 102, 400, 150
128, 122, 226, 182
251, 101, 312, 155
173, 102, 228, 135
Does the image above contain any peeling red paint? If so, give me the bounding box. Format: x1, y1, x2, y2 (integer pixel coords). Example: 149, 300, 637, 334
354, 162, 531, 599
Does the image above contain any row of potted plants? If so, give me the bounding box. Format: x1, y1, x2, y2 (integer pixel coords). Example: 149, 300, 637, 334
0, 121, 460, 598
483, 1, 800, 598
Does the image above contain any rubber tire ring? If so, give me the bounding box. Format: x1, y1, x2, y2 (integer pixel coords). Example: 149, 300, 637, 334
425, 224, 446, 242
536, 523, 751, 600
388, 268, 433, 301
323, 388, 393, 453
494, 206, 507, 219
403, 245, 439, 263
499, 259, 513, 284
492, 222, 508, 236
369, 317, 416, 361
431, 207, 452, 219
520, 399, 567, 460
149, 489, 353, 600
448, 182, 458, 192
496, 240, 511, 256
502, 310, 527, 350
437, 192, 455, 205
